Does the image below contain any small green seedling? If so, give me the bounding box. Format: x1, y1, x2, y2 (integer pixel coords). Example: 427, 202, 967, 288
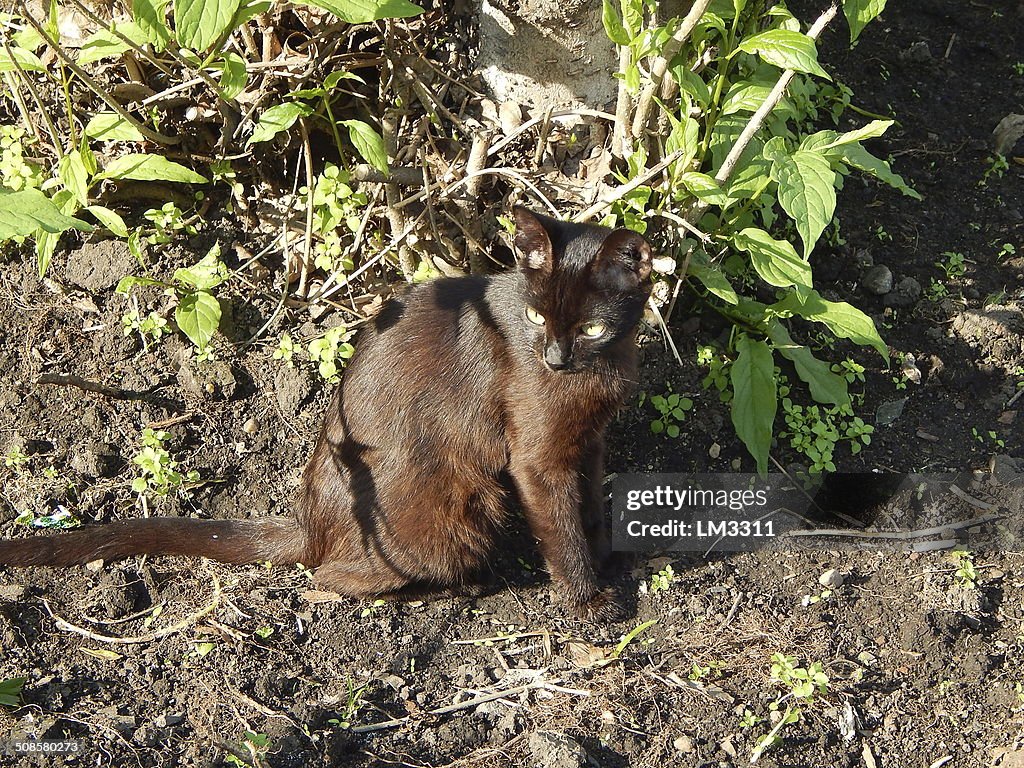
117, 244, 228, 356
972, 428, 1005, 449
273, 333, 296, 366
131, 428, 198, 496
950, 550, 978, 588
4, 446, 29, 469
650, 391, 693, 438
360, 599, 387, 619
328, 678, 369, 729
770, 653, 829, 700
122, 309, 169, 348
936, 251, 966, 279
650, 564, 676, 595
143, 201, 197, 245
308, 326, 355, 383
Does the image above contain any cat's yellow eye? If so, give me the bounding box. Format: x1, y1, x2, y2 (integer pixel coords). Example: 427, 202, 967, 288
580, 322, 606, 338
525, 307, 545, 325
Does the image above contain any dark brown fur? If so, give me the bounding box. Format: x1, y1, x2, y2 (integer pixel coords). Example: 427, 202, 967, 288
0, 208, 651, 620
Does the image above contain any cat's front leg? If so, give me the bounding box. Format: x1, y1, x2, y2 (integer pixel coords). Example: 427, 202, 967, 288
509, 458, 625, 621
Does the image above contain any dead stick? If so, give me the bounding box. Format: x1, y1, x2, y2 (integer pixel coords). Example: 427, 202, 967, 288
37, 374, 162, 401
630, 0, 714, 140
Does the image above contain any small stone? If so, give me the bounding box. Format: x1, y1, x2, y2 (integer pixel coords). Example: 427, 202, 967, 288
819, 569, 845, 588
86, 558, 105, 572
242, 417, 259, 435
862, 265, 893, 295
674, 735, 695, 753
709, 442, 721, 459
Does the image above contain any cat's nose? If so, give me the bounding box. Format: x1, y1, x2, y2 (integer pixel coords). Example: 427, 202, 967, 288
543, 342, 571, 371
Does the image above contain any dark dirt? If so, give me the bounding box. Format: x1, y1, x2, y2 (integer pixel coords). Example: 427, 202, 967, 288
2, 2, 1024, 768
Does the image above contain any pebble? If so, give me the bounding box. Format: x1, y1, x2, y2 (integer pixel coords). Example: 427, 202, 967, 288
674, 735, 695, 753
242, 417, 259, 435
862, 265, 893, 295
819, 569, 845, 588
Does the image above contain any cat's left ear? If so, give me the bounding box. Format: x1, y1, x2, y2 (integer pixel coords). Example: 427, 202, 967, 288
512, 207, 553, 273
593, 229, 653, 290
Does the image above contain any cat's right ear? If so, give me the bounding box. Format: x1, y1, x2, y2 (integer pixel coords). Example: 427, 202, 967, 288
512, 207, 553, 274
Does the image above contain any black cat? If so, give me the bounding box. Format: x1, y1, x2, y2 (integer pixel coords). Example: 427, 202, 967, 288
0, 207, 652, 620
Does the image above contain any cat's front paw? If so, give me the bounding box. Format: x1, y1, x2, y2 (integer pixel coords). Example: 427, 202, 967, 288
571, 587, 628, 622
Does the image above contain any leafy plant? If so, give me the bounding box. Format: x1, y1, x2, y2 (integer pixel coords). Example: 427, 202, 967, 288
649, 391, 693, 438
122, 309, 169, 348
949, 550, 978, 588
327, 678, 370, 729
602, 0, 910, 473
131, 428, 198, 497
4, 446, 29, 469
650, 564, 677, 594
117, 244, 228, 355
936, 251, 966, 279
303, 164, 368, 273
308, 326, 356, 383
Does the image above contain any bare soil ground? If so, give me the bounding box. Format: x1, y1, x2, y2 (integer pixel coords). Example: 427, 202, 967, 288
1, 2, 1023, 767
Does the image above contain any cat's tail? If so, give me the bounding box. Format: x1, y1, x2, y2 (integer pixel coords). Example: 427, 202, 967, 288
0, 517, 309, 568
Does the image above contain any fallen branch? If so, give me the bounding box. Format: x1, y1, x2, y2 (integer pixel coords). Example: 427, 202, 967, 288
36, 373, 164, 401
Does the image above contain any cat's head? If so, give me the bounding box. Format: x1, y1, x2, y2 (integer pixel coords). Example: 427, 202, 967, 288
511, 207, 652, 373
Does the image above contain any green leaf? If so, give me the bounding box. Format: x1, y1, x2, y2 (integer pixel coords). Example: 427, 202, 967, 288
174, 0, 243, 52
688, 261, 739, 305
836, 143, 921, 199
737, 29, 831, 79
175, 291, 221, 351
817, 119, 892, 150
722, 81, 793, 116
602, 0, 630, 45
672, 65, 711, 108
768, 321, 849, 406
86, 205, 130, 237
843, 0, 887, 42
247, 102, 313, 146
97, 154, 208, 183
771, 149, 836, 258
216, 51, 248, 100
0, 46, 45, 72
0, 189, 92, 241
733, 228, 812, 290
174, 245, 228, 291
777, 289, 888, 361
324, 70, 364, 90
58, 150, 91, 206
679, 172, 729, 207
132, 0, 172, 48
341, 119, 389, 175
730, 334, 776, 474
84, 112, 146, 142
297, 0, 423, 23
665, 111, 700, 169
77, 23, 149, 65
0, 677, 26, 708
